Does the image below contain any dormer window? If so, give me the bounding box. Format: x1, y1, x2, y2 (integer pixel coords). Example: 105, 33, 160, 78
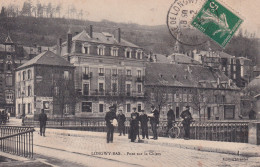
125, 48, 132, 58
82, 43, 90, 54
111, 46, 118, 56
136, 49, 143, 59
97, 45, 105, 55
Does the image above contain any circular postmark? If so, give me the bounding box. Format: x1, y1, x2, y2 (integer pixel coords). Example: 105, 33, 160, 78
167, 0, 208, 46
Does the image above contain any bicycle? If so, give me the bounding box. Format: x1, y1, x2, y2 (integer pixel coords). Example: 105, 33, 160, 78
167, 121, 180, 138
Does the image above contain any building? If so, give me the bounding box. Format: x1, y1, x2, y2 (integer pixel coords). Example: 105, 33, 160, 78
56, 26, 146, 117
144, 63, 241, 121
15, 51, 75, 118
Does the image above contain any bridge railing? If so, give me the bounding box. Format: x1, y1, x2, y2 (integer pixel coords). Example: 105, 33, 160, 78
0, 126, 35, 158
24, 117, 249, 143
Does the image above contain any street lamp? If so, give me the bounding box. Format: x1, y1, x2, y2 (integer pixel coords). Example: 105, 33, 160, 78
21, 91, 25, 125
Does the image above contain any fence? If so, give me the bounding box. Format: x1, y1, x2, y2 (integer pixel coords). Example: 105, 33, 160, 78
0, 126, 35, 158
24, 117, 249, 143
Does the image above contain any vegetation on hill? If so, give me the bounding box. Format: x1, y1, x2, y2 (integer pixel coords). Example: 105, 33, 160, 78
0, 11, 258, 65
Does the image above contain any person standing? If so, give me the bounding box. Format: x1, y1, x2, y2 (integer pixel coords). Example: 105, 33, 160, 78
38, 109, 48, 137
105, 106, 116, 143
148, 105, 159, 140
139, 110, 149, 139
166, 105, 175, 135
180, 106, 193, 140
129, 107, 140, 141
117, 109, 126, 136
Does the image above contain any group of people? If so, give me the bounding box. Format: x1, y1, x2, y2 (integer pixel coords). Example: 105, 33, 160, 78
105, 104, 193, 143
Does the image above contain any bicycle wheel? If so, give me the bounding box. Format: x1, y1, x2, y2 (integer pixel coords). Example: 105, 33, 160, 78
168, 126, 180, 138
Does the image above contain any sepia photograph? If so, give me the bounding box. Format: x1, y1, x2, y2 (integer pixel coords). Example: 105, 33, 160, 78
0, 0, 259, 166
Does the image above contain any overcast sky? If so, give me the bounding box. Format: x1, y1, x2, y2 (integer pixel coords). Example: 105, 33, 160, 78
1, 0, 260, 37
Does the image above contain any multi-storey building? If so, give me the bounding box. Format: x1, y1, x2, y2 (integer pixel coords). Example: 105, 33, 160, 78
15, 51, 75, 118
56, 26, 146, 117
144, 63, 241, 121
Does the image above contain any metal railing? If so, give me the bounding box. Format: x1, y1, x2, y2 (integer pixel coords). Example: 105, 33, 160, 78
0, 126, 35, 158
24, 118, 249, 143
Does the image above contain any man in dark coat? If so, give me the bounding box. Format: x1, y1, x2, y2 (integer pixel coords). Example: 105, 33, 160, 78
139, 110, 149, 139
148, 105, 159, 140
180, 106, 193, 140
117, 109, 126, 136
39, 109, 48, 137
129, 114, 139, 142
129, 107, 140, 141
166, 105, 175, 135
105, 106, 116, 143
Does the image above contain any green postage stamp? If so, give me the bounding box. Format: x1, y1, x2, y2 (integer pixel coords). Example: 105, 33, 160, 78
191, 0, 243, 48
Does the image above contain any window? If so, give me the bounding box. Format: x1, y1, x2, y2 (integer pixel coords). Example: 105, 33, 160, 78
54, 86, 59, 96
18, 104, 21, 114
127, 103, 131, 112
82, 67, 89, 79
233, 73, 236, 79
28, 70, 31, 79
233, 65, 236, 71
83, 83, 89, 95
28, 86, 31, 96
64, 71, 69, 80
112, 69, 117, 76
82, 43, 90, 54
18, 73, 21, 82
99, 83, 104, 93
23, 71, 26, 80
18, 87, 21, 97
99, 104, 104, 113
6, 74, 12, 86
28, 103, 31, 114
136, 50, 143, 59
7, 63, 11, 71
99, 68, 104, 76
5, 92, 14, 101
125, 48, 132, 58
97, 45, 105, 55
126, 70, 131, 76
82, 102, 92, 112
111, 47, 118, 56
137, 104, 142, 112
126, 84, 131, 96
112, 83, 117, 93
65, 104, 70, 114
137, 70, 142, 78
137, 84, 142, 93
224, 105, 235, 119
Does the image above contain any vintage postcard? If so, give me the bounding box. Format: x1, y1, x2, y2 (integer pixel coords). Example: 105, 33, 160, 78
0, 0, 259, 167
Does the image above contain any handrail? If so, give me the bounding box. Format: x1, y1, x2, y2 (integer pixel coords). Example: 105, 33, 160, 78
0, 129, 35, 140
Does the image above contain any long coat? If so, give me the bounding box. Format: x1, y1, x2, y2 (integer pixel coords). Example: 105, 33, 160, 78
38, 113, 47, 126
117, 114, 126, 131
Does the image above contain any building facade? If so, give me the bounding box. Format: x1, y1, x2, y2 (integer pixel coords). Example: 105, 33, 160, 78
57, 26, 146, 117
15, 51, 75, 118
144, 63, 241, 121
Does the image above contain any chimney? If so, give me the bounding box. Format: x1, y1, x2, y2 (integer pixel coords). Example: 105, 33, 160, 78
89, 25, 93, 38
217, 77, 220, 86
56, 38, 62, 56
118, 28, 121, 43
67, 29, 72, 53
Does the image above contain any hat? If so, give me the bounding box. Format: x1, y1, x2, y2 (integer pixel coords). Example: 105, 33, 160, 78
151, 105, 155, 108
141, 110, 145, 112
186, 106, 190, 109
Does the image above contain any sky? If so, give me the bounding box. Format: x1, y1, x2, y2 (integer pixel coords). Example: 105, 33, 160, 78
1, 0, 260, 37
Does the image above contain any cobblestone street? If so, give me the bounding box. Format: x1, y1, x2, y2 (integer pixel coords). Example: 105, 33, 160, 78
33, 129, 260, 167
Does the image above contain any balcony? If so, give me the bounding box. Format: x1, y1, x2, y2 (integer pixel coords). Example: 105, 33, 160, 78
136, 77, 143, 82
81, 90, 144, 98
125, 75, 132, 81
99, 73, 104, 76
83, 73, 91, 80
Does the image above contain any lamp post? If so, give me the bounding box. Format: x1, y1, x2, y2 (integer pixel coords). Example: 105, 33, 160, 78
21, 91, 25, 126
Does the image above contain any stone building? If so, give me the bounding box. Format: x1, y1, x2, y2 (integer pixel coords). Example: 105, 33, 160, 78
15, 51, 75, 118
56, 26, 146, 117
144, 63, 241, 121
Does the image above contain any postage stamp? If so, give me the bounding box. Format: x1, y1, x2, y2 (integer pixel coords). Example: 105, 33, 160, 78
191, 0, 243, 48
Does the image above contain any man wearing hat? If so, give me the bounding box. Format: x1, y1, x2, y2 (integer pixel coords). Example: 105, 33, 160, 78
166, 104, 175, 135
148, 105, 159, 140
180, 106, 193, 140
105, 105, 117, 143
117, 109, 126, 136
129, 107, 140, 141
139, 110, 149, 139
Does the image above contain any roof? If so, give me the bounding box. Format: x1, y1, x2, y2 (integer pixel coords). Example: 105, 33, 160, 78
218, 52, 235, 59
60, 30, 139, 48
145, 63, 238, 90
167, 53, 201, 64
5, 34, 13, 44
244, 75, 260, 96
17, 51, 73, 70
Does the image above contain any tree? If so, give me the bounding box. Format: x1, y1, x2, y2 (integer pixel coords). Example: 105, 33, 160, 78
55, 4, 62, 18
189, 88, 210, 121
21, 1, 32, 16
0, 7, 7, 17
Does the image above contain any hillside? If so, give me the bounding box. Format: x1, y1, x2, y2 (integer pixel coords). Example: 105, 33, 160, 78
0, 16, 258, 63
